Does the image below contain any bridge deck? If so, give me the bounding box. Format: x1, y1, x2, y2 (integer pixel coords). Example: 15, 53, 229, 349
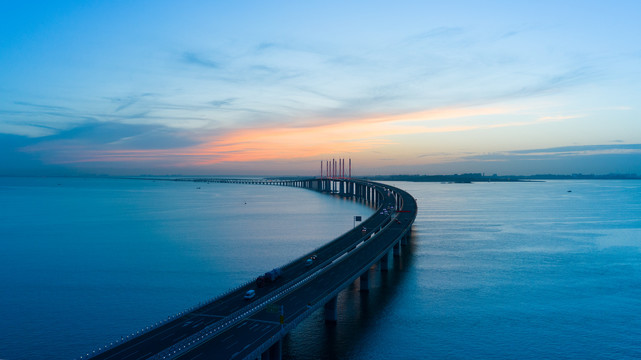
83, 178, 416, 360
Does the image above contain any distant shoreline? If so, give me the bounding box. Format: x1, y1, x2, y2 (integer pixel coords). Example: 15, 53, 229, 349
362, 173, 641, 183
1, 173, 640, 183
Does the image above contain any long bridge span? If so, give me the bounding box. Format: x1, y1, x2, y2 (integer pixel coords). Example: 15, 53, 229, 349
82, 177, 417, 360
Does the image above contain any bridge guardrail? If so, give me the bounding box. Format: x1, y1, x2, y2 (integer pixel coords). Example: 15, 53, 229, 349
241, 187, 413, 360
81, 178, 408, 360
150, 183, 392, 359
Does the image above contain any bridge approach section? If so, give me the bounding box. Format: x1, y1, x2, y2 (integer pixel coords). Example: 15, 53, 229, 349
82, 178, 417, 360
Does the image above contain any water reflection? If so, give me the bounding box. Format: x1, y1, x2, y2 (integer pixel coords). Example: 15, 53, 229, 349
283, 232, 417, 359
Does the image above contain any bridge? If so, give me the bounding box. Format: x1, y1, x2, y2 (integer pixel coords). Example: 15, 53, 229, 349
81, 177, 417, 360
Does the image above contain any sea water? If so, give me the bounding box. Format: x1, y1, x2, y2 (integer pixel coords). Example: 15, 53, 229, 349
283, 180, 641, 359
1, 178, 640, 359
0, 177, 373, 359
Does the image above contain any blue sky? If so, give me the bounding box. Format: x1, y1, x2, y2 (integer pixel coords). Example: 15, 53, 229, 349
1, 1, 640, 176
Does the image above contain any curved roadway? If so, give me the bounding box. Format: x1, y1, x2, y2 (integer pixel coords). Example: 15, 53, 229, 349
83, 179, 416, 360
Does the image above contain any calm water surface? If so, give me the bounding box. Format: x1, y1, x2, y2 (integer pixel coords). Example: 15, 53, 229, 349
0, 177, 373, 359
284, 180, 641, 360
1, 178, 640, 359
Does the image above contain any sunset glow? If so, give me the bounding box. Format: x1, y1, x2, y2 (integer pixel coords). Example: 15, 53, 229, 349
1, 1, 640, 175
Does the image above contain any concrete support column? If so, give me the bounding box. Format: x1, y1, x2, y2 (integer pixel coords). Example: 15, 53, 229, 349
360, 271, 369, 292
401, 232, 409, 246
261, 340, 282, 360
270, 340, 282, 360
393, 240, 401, 257
380, 251, 390, 272
324, 296, 338, 323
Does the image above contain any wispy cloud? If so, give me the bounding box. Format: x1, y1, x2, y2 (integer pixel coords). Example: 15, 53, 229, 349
255, 42, 280, 52
209, 98, 236, 108
109, 93, 153, 112
409, 26, 465, 41
536, 114, 583, 123
44, 105, 514, 166
509, 144, 641, 155
509, 67, 598, 98
13, 101, 72, 111
19, 122, 202, 166
182, 52, 221, 69
440, 144, 641, 175
467, 144, 641, 162
1, 2, 638, 177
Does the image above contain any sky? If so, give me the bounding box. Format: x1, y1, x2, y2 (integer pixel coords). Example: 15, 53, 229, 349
1, 0, 640, 176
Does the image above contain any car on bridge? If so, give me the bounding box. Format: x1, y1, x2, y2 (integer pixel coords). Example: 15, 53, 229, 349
244, 290, 256, 300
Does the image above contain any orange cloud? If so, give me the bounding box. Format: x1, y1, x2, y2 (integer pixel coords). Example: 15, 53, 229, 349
49, 105, 513, 166
189, 105, 510, 164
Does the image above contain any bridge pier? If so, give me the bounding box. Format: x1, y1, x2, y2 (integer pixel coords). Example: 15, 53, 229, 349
401, 228, 411, 245
360, 271, 370, 292
393, 240, 401, 257
260, 340, 282, 360
324, 296, 338, 323
380, 250, 390, 272
401, 232, 408, 246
